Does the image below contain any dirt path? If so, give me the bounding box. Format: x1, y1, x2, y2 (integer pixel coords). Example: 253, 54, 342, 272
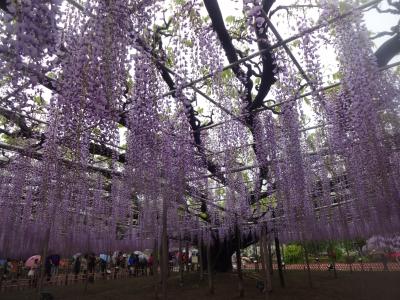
2, 271, 400, 300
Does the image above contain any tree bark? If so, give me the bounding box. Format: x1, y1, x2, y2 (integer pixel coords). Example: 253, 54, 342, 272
211, 238, 234, 272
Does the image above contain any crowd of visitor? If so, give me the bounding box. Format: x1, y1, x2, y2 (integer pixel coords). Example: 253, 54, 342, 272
0, 250, 195, 288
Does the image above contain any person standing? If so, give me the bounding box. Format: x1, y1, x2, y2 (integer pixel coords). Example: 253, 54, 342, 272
28, 259, 39, 287
45, 256, 52, 282
128, 253, 134, 277
81, 255, 88, 276
73, 257, 81, 282
87, 254, 96, 283
88, 254, 96, 274
16, 260, 23, 279
148, 254, 154, 276
2, 259, 10, 280
50, 254, 60, 277
100, 257, 107, 278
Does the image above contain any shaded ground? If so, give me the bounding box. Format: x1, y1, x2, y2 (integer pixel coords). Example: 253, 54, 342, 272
2, 270, 400, 300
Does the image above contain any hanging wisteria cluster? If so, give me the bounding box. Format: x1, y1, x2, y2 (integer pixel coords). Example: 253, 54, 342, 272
0, 0, 399, 260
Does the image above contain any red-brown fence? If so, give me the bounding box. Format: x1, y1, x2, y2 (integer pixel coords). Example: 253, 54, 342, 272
241, 262, 400, 272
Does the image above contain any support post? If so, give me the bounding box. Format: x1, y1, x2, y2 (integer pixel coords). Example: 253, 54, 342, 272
260, 239, 266, 274
37, 227, 51, 297
381, 254, 389, 271
329, 243, 338, 279
199, 237, 204, 281
179, 237, 184, 286
268, 242, 273, 276
185, 241, 190, 273
303, 243, 313, 288
153, 239, 160, 300
235, 225, 244, 297
261, 227, 272, 296
161, 197, 168, 300
207, 234, 214, 295
345, 244, 353, 273
274, 236, 285, 288
254, 243, 259, 272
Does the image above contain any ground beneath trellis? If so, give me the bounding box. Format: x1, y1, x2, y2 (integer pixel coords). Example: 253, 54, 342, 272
2, 271, 400, 300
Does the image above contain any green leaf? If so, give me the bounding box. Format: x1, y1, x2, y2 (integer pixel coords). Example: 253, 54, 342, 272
306, 133, 317, 152
199, 212, 208, 220
291, 40, 300, 48
183, 39, 194, 47
338, 1, 351, 13
46, 72, 56, 79
216, 187, 225, 196
127, 76, 133, 92
332, 71, 342, 81
303, 96, 311, 106
225, 15, 236, 24
33, 95, 44, 106
202, 16, 210, 23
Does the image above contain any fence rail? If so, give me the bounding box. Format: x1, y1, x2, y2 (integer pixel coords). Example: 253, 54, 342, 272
241, 262, 400, 272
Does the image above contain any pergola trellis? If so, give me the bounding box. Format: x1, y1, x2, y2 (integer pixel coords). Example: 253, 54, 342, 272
0, 0, 390, 176
0, 0, 398, 230
0, 0, 399, 276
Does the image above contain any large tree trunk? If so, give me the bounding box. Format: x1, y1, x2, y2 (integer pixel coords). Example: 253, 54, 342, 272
200, 230, 257, 273
201, 237, 234, 272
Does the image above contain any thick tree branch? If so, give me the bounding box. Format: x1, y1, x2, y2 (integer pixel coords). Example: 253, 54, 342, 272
203, 0, 253, 99
0, 107, 34, 138
375, 33, 400, 67
249, 0, 277, 111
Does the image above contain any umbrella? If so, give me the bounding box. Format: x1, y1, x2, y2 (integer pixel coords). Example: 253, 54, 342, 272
73, 253, 82, 259
25, 255, 41, 267
100, 254, 110, 262
143, 249, 152, 256
134, 251, 148, 261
